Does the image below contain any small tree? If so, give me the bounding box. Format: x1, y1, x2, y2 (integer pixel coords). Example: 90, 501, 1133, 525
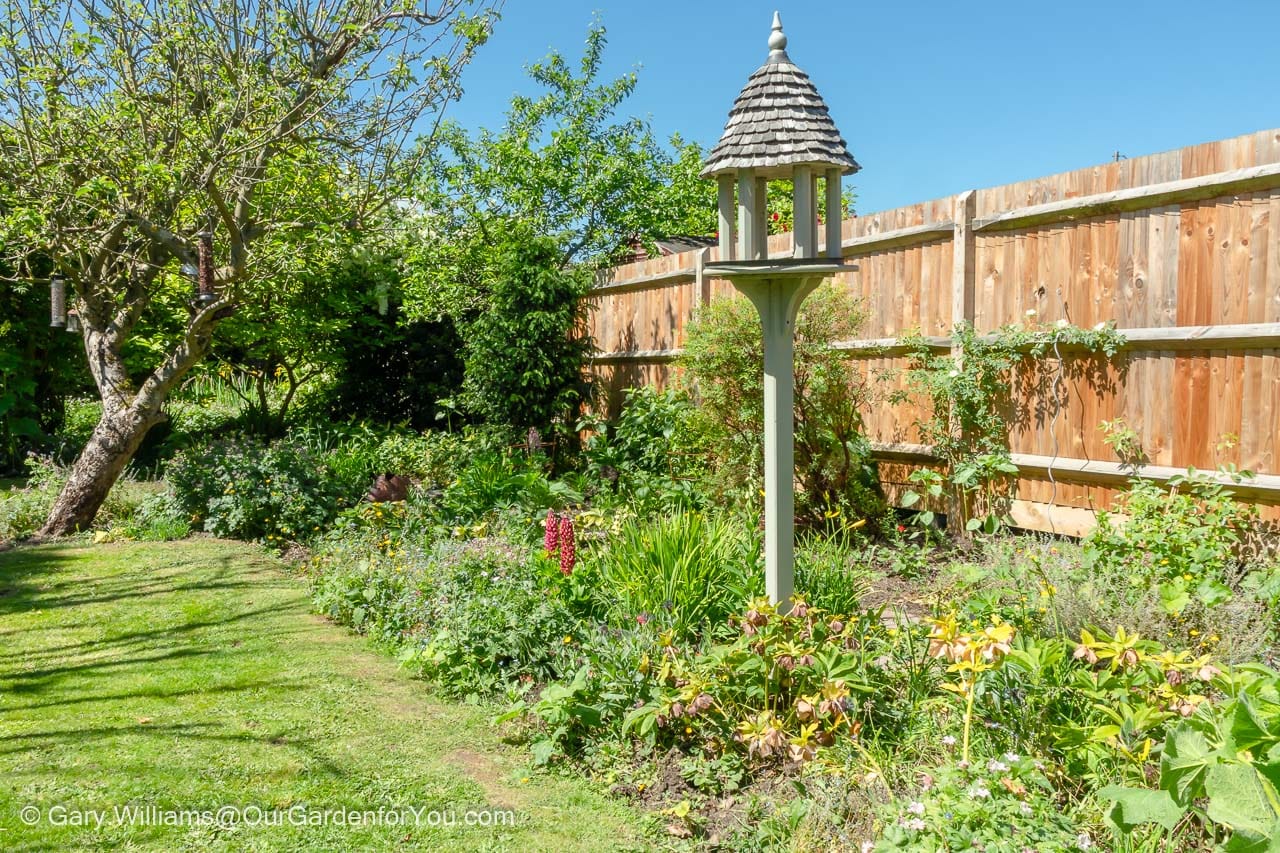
0, 0, 497, 534
459, 230, 592, 436
679, 286, 884, 524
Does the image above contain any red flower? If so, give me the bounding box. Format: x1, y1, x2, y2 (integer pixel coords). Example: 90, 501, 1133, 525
896, 524, 906, 533
544, 511, 559, 554
770, 212, 780, 221
558, 514, 576, 575
636, 613, 650, 625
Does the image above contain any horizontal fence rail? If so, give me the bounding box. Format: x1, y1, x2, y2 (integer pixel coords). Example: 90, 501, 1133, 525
585, 128, 1280, 533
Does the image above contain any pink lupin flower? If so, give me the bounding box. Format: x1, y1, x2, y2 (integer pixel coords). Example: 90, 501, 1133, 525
558, 513, 576, 576
544, 511, 559, 555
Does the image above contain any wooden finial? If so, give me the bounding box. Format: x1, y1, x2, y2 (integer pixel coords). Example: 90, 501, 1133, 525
768, 11, 787, 54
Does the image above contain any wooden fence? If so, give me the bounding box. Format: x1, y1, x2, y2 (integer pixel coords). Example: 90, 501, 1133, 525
586, 128, 1280, 534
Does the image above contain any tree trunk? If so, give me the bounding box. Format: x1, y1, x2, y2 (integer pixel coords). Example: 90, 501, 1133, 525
38, 403, 164, 537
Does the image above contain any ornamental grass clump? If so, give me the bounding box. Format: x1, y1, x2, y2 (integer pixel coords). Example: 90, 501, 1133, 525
596, 512, 759, 639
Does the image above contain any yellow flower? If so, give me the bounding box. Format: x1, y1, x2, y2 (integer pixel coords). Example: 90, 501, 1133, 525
1182, 573, 1193, 581
562, 635, 573, 645
1189, 629, 1200, 637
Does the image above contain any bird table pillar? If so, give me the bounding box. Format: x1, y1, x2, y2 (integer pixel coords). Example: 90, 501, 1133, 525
700, 12, 861, 609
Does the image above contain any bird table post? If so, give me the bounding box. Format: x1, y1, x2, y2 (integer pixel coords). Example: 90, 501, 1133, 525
699, 12, 860, 610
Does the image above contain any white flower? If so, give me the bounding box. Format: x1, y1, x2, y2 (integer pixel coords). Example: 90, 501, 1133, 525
1020, 802, 1033, 816
941, 735, 957, 747
1055, 318, 1069, 328
986, 759, 1009, 773
861, 842, 875, 853
905, 818, 927, 831
1076, 833, 1093, 850
948, 369, 960, 378
1003, 752, 1020, 763
1092, 321, 1106, 331
1025, 309, 1037, 316
907, 801, 926, 815
968, 785, 991, 799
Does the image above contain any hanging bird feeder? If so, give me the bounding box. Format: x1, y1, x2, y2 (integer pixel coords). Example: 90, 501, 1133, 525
49, 274, 67, 328
194, 229, 217, 306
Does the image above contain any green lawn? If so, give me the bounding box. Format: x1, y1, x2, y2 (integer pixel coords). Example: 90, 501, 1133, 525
0, 538, 643, 851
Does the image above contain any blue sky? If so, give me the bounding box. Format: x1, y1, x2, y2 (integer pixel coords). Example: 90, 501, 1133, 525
446, 1, 1280, 215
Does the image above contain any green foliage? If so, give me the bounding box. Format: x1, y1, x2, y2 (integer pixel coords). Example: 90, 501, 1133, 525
580, 386, 707, 514
902, 319, 1125, 533
322, 315, 466, 430
407, 20, 714, 296
1099, 663, 1280, 849
0, 454, 152, 540
592, 512, 760, 640
0, 279, 88, 472
117, 492, 191, 541
874, 755, 1085, 852
625, 598, 880, 767
439, 450, 579, 527
458, 231, 592, 434
794, 529, 877, 615
679, 285, 886, 524
167, 438, 357, 544
1084, 469, 1263, 617
319, 540, 581, 697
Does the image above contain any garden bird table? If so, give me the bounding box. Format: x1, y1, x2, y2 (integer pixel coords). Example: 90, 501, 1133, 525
701, 13, 860, 608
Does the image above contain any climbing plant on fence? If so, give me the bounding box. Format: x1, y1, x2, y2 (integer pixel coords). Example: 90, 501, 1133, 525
898, 318, 1127, 535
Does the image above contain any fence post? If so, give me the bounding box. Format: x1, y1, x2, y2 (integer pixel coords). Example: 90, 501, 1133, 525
947, 190, 978, 535
951, 190, 977, 342
696, 247, 711, 306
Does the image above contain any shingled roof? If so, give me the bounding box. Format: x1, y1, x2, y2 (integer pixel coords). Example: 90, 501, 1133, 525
701, 14, 859, 179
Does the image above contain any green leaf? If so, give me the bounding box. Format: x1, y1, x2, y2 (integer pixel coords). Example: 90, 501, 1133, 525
1098, 785, 1185, 832
1160, 723, 1213, 803
1158, 579, 1191, 615
530, 739, 556, 766
1196, 578, 1234, 608
1205, 763, 1280, 837
900, 491, 920, 508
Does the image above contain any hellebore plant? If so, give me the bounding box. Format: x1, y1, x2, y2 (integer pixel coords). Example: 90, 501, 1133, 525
928, 614, 1015, 764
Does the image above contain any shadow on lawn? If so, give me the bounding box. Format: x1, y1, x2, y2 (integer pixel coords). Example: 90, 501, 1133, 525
0, 542, 354, 785
0, 718, 351, 781
0, 547, 270, 616
0, 603, 289, 665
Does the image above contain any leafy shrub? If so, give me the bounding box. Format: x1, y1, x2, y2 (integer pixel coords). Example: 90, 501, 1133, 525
581, 386, 707, 514
459, 230, 593, 436
118, 492, 191, 541
1099, 663, 1280, 850
1085, 470, 1262, 616
400, 546, 582, 697
679, 285, 885, 524
624, 598, 883, 766
168, 437, 354, 543
594, 512, 760, 639
439, 450, 580, 527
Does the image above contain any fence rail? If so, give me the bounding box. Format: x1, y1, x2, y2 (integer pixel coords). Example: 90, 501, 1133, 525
586, 128, 1280, 533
